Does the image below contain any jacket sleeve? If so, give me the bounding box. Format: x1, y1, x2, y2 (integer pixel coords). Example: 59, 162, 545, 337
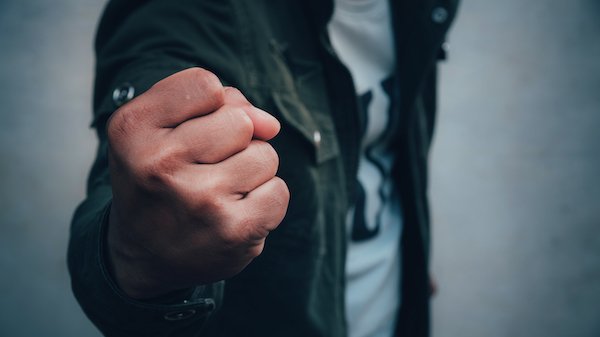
67, 0, 243, 335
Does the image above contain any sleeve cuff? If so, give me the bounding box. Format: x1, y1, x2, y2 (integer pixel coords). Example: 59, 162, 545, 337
69, 186, 223, 337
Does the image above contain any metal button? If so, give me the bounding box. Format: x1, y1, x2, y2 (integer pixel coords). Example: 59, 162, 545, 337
438, 41, 449, 60
164, 309, 196, 321
313, 131, 322, 146
205, 299, 216, 311
112, 83, 135, 107
441, 42, 450, 53
431, 6, 449, 24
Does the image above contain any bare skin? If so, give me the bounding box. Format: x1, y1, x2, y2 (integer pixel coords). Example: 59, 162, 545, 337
106, 68, 290, 299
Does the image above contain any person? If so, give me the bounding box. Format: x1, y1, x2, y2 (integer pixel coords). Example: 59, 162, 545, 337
68, 0, 459, 336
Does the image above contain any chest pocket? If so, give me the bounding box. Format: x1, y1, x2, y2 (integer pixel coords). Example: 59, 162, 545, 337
269, 40, 340, 165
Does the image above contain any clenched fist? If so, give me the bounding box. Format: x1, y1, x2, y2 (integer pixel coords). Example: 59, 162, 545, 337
106, 68, 290, 299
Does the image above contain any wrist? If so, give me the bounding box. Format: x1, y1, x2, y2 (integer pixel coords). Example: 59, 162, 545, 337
105, 205, 173, 299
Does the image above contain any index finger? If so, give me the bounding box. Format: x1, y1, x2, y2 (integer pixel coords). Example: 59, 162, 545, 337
128, 67, 226, 128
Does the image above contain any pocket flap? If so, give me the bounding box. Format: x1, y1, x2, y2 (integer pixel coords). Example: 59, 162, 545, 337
272, 91, 340, 164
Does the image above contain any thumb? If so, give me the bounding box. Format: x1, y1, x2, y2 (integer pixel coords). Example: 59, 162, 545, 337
223, 87, 280, 141
245, 106, 281, 141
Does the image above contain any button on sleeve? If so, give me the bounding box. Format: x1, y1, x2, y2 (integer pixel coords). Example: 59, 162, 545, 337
112, 83, 135, 107
431, 6, 449, 24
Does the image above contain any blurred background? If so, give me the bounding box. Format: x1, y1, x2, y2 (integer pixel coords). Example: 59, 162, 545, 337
0, 0, 598, 336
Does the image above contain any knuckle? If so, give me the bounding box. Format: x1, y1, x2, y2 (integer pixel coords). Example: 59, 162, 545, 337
223, 87, 254, 113
189, 67, 220, 86
218, 224, 247, 249
189, 68, 224, 105
223, 87, 250, 105
223, 86, 243, 98
107, 106, 138, 143
255, 141, 279, 172
186, 179, 227, 216
135, 143, 178, 189
220, 211, 267, 247
271, 176, 291, 205
229, 108, 254, 140
255, 177, 290, 220
202, 173, 227, 197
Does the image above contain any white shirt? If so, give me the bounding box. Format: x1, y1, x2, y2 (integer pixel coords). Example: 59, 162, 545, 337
328, 1, 403, 337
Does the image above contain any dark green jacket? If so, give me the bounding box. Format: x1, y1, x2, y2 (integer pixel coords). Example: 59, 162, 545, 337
68, 0, 459, 336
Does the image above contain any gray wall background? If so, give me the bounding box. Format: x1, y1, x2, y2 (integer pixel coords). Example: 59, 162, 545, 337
0, 0, 598, 336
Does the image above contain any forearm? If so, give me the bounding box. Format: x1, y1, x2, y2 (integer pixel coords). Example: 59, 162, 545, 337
68, 2, 251, 334
69, 173, 223, 336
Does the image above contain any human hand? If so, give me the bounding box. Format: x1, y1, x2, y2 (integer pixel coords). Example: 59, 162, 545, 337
105, 68, 289, 299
